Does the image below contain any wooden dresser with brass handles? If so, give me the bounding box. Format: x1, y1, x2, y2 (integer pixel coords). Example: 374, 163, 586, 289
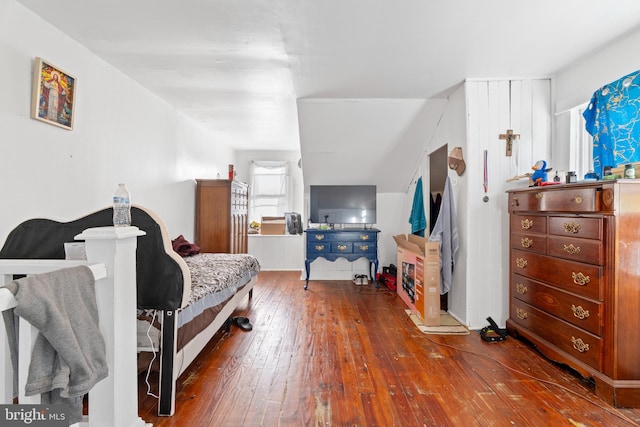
506, 180, 640, 407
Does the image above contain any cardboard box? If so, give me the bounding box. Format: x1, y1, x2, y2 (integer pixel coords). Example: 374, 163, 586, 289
393, 234, 441, 326
260, 216, 286, 235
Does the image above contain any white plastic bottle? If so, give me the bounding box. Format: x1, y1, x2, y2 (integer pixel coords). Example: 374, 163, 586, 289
113, 183, 131, 226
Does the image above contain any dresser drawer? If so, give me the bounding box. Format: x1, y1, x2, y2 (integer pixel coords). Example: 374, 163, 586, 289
547, 236, 604, 265
548, 216, 603, 240
308, 232, 330, 243
333, 231, 377, 242
510, 214, 547, 234
353, 242, 376, 255
511, 250, 602, 300
307, 231, 377, 243
511, 274, 602, 336
510, 299, 602, 370
307, 241, 331, 255
509, 187, 598, 212
328, 240, 377, 255
331, 242, 353, 254
511, 232, 547, 254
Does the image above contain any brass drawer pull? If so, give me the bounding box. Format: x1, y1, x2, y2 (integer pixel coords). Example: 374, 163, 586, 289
337, 245, 347, 251
571, 305, 590, 319
521, 219, 533, 229
511, 197, 519, 207
571, 336, 589, 353
521, 237, 533, 248
563, 244, 581, 255
572, 272, 590, 286
563, 222, 581, 234
574, 195, 583, 204
516, 258, 528, 268
516, 308, 528, 320
536, 192, 543, 200
359, 235, 370, 241
314, 235, 325, 240
359, 245, 369, 251
315, 245, 325, 251
515, 283, 528, 294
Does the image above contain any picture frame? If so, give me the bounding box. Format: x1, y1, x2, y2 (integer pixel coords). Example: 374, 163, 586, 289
31, 57, 76, 130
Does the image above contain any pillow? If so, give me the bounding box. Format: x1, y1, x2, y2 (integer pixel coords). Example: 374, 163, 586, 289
172, 235, 201, 257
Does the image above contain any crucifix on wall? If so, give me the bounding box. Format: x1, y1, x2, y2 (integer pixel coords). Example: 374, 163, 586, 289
499, 129, 520, 156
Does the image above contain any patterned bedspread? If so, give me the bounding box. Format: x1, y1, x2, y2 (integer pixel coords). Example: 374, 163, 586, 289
183, 253, 261, 306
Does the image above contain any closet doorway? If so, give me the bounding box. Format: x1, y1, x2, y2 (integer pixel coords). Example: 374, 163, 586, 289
429, 144, 448, 310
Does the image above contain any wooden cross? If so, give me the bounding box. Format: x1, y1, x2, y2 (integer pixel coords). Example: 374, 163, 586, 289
499, 129, 520, 156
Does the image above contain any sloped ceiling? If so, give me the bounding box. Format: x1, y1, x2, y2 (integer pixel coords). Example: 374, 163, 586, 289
298, 98, 448, 192
16, 0, 640, 191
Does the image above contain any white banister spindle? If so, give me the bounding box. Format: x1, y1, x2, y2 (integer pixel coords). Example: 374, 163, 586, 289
1, 275, 15, 405
74, 226, 150, 427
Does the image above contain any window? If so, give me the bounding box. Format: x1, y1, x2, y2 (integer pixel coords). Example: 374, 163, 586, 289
569, 103, 594, 179
249, 160, 291, 223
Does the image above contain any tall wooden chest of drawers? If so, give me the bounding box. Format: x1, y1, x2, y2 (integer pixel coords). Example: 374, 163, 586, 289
506, 181, 640, 407
195, 179, 248, 254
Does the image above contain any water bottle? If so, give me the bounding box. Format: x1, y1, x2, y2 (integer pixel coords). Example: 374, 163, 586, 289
113, 183, 131, 226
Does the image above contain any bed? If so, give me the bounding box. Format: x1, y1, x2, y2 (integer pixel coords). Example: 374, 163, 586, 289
0, 205, 260, 416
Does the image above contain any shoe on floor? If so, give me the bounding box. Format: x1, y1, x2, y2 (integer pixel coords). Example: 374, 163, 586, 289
233, 316, 253, 331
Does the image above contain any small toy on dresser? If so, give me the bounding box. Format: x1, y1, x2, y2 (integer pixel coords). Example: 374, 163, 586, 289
530, 160, 553, 186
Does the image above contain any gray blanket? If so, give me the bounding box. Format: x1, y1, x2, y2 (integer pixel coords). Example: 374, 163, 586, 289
2, 265, 108, 424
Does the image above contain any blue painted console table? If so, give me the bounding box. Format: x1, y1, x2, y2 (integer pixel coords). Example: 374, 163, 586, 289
304, 228, 380, 290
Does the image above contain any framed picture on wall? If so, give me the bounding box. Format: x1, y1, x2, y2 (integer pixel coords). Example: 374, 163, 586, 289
31, 57, 76, 130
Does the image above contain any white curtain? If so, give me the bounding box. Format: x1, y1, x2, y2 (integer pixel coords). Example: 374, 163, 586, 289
570, 104, 594, 178
249, 160, 291, 223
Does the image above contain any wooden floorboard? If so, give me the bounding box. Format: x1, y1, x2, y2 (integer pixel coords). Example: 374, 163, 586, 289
138, 271, 640, 426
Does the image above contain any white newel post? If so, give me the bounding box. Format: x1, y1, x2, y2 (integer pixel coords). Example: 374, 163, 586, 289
76, 226, 151, 427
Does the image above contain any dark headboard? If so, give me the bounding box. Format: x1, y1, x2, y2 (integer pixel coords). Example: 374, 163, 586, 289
0, 206, 187, 310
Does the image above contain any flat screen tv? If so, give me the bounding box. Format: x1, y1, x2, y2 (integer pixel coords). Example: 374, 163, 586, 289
309, 185, 377, 225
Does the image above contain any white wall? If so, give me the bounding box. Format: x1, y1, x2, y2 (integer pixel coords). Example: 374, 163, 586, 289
0, 1, 235, 244
248, 234, 304, 271
402, 86, 468, 324
554, 28, 640, 115
553, 27, 640, 173
402, 79, 552, 329
466, 79, 551, 330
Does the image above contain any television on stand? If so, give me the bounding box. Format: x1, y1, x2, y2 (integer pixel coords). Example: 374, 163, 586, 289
309, 185, 377, 227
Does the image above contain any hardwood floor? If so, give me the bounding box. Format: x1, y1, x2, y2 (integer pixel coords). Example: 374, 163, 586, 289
137, 271, 640, 426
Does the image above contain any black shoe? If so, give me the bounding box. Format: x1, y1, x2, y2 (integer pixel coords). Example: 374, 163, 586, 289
233, 316, 253, 331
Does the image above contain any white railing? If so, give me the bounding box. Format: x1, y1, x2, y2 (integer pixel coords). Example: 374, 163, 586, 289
0, 226, 151, 427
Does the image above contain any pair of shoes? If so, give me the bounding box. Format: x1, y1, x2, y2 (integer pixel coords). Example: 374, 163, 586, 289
232, 316, 253, 331
353, 274, 368, 285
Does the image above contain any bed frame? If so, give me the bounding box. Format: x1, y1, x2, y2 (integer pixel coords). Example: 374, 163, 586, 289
0, 205, 257, 416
